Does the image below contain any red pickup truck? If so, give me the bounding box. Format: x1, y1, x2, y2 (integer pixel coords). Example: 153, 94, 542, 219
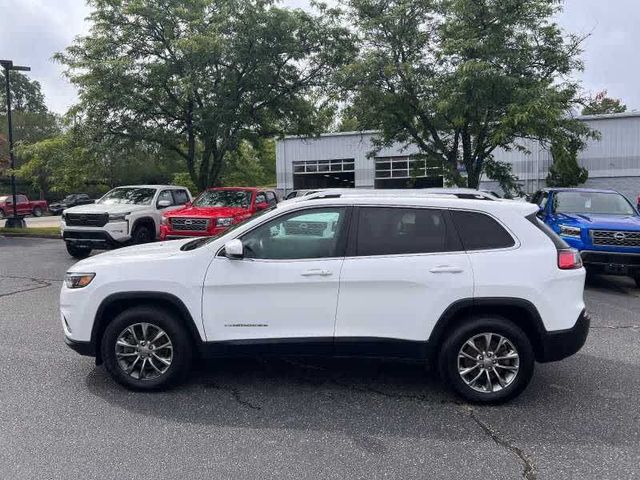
0, 194, 48, 219
160, 187, 278, 240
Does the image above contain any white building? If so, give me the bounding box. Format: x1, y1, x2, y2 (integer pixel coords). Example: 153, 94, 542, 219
276, 112, 640, 199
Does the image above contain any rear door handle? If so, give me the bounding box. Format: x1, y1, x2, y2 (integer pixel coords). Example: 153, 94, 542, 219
301, 269, 333, 277
429, 265, 463, 274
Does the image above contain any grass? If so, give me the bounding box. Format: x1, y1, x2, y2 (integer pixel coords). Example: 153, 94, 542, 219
0, 227, 61, 237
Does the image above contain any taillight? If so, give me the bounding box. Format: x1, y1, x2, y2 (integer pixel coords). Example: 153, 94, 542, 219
558, 249, 583, 270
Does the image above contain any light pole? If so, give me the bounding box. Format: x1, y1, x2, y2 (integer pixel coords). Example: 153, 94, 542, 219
1, 59, 30, 228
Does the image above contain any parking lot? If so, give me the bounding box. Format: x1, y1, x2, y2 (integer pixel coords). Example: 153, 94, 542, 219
0, 236, 638, 480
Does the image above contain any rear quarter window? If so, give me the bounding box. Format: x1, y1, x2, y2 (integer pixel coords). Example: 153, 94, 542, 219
450, 210, 515, 251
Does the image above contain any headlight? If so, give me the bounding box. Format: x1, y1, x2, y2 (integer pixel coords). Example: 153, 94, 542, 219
109, 213, 130, 221
161, 216, 170, 226
216, 217, 233, 227
559, 225, 581, 238
64, 272, 95, 289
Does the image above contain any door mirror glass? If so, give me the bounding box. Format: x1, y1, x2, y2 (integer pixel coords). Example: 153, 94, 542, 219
157, 199, 172, 208
225, 239, 244, 259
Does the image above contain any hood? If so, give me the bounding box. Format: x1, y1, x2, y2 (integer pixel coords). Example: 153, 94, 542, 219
555, 212, 640, 230
64, 203, 148, 215
69, 238, 193, 271
163, 205, 248, 218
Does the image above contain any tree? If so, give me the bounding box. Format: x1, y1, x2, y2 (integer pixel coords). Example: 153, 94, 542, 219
582, 90, 627, 115
546, 138, 588, 187
56, 0, 354, 190
342, 0, 596, 193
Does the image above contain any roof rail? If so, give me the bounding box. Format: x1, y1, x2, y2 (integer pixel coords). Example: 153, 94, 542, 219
299, 188, 496, 202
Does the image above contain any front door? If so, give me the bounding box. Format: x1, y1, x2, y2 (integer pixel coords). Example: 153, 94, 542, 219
202, 206, 350, 351
334, 207, 474, 356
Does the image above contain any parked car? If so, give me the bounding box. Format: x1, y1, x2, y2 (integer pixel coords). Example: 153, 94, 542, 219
49, 194, 94, 215
0, 194, 48, 219
159, 187, 277, 240
532, 188, 640, 287
61, 185, 192, 259
284, 189, 320, 200
61, 192, 588, 403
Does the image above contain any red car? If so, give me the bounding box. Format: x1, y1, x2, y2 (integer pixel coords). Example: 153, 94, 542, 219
0, 194, 48, 219
160, 187, 278, 240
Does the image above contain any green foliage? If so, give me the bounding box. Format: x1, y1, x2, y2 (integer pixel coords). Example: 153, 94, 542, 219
221, 139, 276, 187
582, 90, 627, 115
0, 70, 47, 113
56, 0, 354, 190
546, 139, 588, 187
342, 0, 597, 189
172, 172, 199, 197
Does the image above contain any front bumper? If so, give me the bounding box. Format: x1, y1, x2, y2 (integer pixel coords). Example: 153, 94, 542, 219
159, 224, 228, 240
538, 310, 590, 363
580, 250, 640, 276
64, 335, 95, 357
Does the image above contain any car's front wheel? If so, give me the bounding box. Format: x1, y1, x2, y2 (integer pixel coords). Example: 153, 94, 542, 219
0, 209, 5, 220
132, 223, 154, 245
101, 306, 193, 390
438, 316, 534, 404
32, 206, 43, 217
65, 242, 92, 259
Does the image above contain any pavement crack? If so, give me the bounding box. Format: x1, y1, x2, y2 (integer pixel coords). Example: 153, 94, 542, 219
0, 275, 53, 298
207, 382, 262, 410
591, 325, 640, 330
464, 406, 536, 480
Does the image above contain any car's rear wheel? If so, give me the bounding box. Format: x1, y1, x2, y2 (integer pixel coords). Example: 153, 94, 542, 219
438, 316, 534, 404
101, 306, 192, 391
65, 242, 92, 259
32, 206, 43, 217
0, 209, 5, 219
633, 274, 640, 288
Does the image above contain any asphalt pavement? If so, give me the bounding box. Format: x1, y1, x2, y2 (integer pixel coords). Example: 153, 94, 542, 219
0, 236, 638, 479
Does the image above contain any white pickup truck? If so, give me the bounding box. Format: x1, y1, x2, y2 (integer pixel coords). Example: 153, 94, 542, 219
61, 185, 192, 258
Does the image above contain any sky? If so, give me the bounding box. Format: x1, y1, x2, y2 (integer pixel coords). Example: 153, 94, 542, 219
0, 0, 638, 114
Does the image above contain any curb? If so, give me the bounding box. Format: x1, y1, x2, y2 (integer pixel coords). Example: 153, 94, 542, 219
0, 233, 61, 239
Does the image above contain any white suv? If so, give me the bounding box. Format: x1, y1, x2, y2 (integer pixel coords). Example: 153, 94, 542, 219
61, 193, 589, 403
61, 185, 192, 258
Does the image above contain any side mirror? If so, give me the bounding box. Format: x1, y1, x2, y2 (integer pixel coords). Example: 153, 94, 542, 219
224, 239, 244, 259
256, 201, 269, 211
157, 199, 172, 209
185, 201, 192, 207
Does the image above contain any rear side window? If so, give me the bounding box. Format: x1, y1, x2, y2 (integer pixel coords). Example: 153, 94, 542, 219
355, 207, 460, 256
450, 210, 515, 251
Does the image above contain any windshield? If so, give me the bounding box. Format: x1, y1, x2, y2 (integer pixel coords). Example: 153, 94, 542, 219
193, 190, 252, 208
181, 206, 275, 251
553, 191, 636, 216
63, 195, 76, 203
98, 187, 156, 205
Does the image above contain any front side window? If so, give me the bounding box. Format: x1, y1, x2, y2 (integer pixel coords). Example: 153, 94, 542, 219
173, 190, 190, 205
450, 210, 515, 251
193, 190, 252, 208
98, 187, 156, 205
356, 207, 454, 256
552, 191, 635, 216
241, 207, 347, 260
17, 195, 28, 203
157, 190, 174, 206
266, 192, 277, 206
255, 192, 267, 205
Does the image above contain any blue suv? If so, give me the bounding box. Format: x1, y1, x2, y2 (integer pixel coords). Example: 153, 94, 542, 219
532, 188, 640, 287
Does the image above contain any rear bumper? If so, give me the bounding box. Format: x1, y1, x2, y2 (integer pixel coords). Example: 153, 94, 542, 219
538, 310, 590, 363
64, 335, 95, 357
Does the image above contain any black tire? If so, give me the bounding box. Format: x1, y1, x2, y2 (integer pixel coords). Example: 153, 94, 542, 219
0, 209, 4, 220
32, 206, 43, 217
132, 223, 154, 245
438, 316, 535, 404
101, 305, 193, 391
65, 242, 92, 259
633, 274, 640, 289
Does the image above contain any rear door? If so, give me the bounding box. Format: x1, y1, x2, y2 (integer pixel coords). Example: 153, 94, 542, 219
334, 206, 474, 355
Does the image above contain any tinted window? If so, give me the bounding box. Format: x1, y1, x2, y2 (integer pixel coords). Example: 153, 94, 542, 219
450, 210, 515, 250
173, 190, 190, 205
241, 207, 347, 259
356, 207, 454, 256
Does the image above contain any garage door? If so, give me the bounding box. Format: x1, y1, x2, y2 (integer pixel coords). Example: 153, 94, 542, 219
293, 159, 355, 190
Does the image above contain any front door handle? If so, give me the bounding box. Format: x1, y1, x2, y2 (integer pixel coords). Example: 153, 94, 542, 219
301, 269, 333, 277
429, 265, 463, 274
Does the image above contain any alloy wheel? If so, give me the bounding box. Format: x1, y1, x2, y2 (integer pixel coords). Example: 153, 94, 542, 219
457, 332, 520, 393
114, 322, 173, 380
